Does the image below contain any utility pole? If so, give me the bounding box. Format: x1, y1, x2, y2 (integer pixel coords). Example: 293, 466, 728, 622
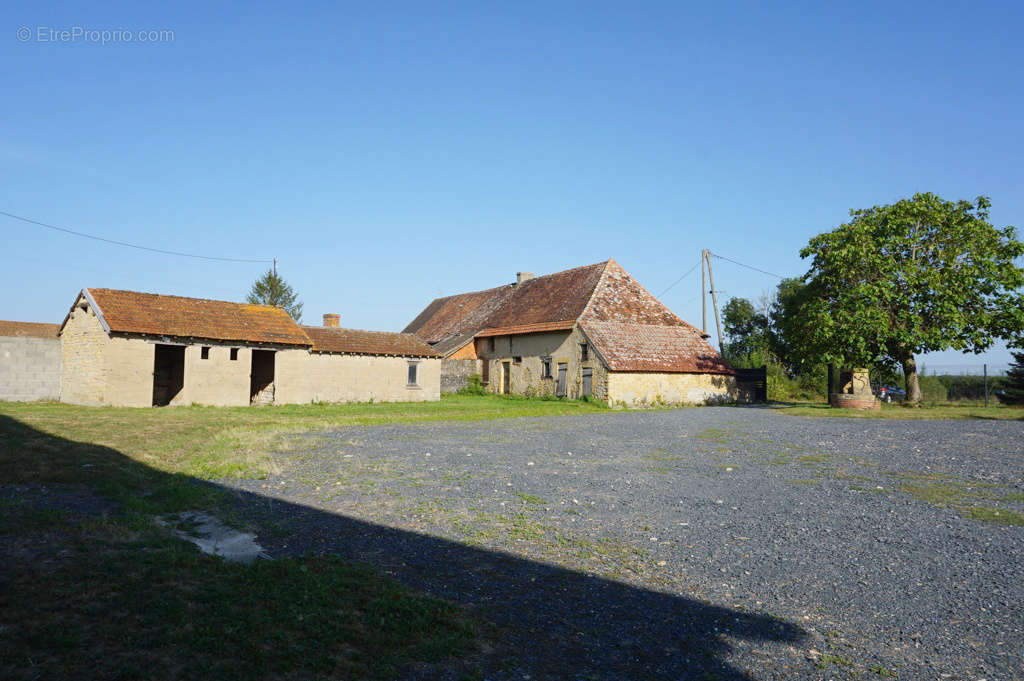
984, 363, 989, 407
701, 250, 707, 334
273, 257, 277, 277
705, 251, 724, 354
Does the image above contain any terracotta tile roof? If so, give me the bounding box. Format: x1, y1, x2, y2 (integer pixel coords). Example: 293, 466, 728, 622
0, 320, 60, 339
403, 285, 514, 345
405, 259, 730, 372
302, 326, 439, 358
431, 331, 477, 357
581, 321, 733, 374
475, 320, 576, 337
76, 288, 311, 346
403, 262, 606, 353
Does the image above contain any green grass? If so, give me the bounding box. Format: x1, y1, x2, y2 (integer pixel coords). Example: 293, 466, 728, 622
0, 394, 614, 680
777, 402, 1024, 420
0, 508, 477, 680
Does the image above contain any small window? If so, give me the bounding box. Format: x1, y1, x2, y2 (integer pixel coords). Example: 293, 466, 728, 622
513, 356, 522, 365
407, 361, 419, 386
580, 343, 589, 361
201, 346, 210, 360
541, 357, 552, 378
230, 348, 239, 361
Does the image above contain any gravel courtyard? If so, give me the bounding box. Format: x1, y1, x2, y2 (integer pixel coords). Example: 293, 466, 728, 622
222, 408, 1023, 680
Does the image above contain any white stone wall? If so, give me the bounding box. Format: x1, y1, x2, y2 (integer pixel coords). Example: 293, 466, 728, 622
171, 344, 253, 407
275, 351, 441, 404
606, 372, 737, 407
0, 336, 61, 401
60, 299, 114, 406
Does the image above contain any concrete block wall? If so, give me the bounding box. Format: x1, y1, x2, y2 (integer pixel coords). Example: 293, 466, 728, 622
0, 336, 61, 401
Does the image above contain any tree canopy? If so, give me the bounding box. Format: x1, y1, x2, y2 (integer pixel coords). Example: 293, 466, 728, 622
247, 269, 303, 322
791, 193, 1024, 404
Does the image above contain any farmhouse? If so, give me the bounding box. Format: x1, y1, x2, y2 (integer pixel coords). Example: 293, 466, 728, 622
404, 260, 737, 406
0, 320, 61, 401
59, 288, 439, 407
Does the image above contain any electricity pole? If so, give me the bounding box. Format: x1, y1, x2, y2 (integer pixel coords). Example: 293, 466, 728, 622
273, 257, 277, 277
705, 250, 724, 354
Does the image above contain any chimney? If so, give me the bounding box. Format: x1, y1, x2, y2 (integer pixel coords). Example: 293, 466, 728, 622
322, 313, 340, 328
516, 271, 535, 285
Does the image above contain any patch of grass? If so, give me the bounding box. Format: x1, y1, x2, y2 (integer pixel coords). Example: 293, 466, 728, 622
962, 506, 1024, 526
695, 428, 733, 443
516, 493, 547, 506
869, 664, 897, 677
816, 652, 854, 669
0, 511, 478, 680
778, 402, 1024, 420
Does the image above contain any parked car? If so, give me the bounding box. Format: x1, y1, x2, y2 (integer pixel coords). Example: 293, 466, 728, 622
876, 385, 906, 402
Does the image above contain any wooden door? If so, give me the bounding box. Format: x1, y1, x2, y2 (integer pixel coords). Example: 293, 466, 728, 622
556, 363, 567, 397
502, 361, 511, 394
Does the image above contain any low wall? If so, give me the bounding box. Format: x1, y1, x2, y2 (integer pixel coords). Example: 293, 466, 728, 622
607, 372, 737, 407
0, 336, 61, 401
440, 359, 480, 394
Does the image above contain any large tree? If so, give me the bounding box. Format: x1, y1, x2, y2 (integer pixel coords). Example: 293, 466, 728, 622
247, 269, 303, 322
794, 193, 1024, 404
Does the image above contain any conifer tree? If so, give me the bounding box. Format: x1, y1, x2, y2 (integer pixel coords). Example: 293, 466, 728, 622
247, 269, 303, 322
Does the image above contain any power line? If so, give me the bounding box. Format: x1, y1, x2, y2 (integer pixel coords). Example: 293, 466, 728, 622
657, 260, 700, 297
708, 252, 785, 280
0, 209, 273, 264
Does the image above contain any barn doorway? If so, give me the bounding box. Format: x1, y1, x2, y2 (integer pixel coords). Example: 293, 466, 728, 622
250, 350, 276, 405
152, 344, 185, 406
581, 367, 593, 397
501, 361, 511, 394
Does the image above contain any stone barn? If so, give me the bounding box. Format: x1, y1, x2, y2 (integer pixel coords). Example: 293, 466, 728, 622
404, 259, 737, 406
59, 288, 440, 407
0, 320, 61, 402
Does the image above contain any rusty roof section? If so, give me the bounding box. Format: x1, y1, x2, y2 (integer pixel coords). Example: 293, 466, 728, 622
0, 320, 60, 339
403, 284, 514, 345
475, 320, 576, 337
79, 288, 311, 346
403, 262, 606, 352
302, 326, 439, 358
580, 321, 733, 374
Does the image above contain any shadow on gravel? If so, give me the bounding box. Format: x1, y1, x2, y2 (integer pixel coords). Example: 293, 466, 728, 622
1, 415, 806, 680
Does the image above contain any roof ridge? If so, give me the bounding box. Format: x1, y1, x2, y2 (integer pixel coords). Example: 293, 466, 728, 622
86, 287, 283, 312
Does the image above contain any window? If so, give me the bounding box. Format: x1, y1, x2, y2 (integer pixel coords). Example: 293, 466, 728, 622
580, 343, 589, 361
230, 348, 239, 361
201, 346, 210, 360
513, 356, 522, 365
541, 357, 552, 379
407, 361, 419, 386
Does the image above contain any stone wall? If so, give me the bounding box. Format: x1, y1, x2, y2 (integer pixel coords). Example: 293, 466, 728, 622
440, 359, 480, 393
0, 336, 60, 401
478, 327, 608, 401
275, 351, 441, 404
606, 372, 736, 407
170, 343, 253, 407
60, 298, 114, 405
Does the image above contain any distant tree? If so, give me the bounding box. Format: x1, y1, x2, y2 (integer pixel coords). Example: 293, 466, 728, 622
722, 297, 770, 362
247, 269, 303, 322
998, 350, 1024, 405
792, 193, 1024, 405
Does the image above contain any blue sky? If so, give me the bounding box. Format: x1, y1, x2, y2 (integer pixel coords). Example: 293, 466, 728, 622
3, 1, 1021, 370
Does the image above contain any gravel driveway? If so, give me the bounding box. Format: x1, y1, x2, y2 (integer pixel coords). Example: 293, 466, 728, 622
221, 407, 1023, 680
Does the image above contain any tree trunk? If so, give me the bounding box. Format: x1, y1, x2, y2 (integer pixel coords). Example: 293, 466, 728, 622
902, 355, 922, 406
